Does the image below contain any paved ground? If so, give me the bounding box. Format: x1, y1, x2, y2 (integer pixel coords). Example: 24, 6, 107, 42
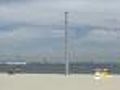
0, 74, 119, 90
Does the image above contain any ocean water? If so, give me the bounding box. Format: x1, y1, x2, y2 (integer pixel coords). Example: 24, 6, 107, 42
0, 62, 120, 74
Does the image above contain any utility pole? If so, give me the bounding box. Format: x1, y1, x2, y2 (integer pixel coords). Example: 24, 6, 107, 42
64, 11, 69, 76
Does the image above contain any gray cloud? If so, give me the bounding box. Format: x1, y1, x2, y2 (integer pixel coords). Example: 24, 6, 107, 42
0, 0, 120, 62
0, 0, 33, 4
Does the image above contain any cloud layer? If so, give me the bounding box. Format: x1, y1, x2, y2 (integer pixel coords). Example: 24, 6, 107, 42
0, 0, 120, 62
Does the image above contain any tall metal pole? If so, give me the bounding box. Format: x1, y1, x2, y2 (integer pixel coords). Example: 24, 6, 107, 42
64, 11, 69, 76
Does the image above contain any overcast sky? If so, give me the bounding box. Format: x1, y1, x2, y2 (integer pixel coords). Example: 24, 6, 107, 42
0, 0, 120, 62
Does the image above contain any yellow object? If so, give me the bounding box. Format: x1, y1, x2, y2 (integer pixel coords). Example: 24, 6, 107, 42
94, 69, 112, 80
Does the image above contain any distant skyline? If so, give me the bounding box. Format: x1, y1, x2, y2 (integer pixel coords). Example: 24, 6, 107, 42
0, 0, 120, 62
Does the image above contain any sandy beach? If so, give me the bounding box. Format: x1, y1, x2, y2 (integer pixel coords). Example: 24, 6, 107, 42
0, 74, 119, 90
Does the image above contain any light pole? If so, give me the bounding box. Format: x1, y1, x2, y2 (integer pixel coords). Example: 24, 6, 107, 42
64, 11, 69, 76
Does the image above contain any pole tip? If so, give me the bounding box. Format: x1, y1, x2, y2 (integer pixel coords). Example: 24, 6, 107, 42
65, 11, 69, 14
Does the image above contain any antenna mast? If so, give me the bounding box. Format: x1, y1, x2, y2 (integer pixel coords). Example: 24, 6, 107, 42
64, 11, 69, 75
